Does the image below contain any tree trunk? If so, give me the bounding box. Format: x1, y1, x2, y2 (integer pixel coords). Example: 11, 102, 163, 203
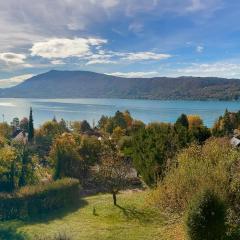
113, 192, 117, 206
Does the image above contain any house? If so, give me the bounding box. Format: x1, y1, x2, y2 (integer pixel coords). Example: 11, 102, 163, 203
13, 131, 28, 144
230, 136, 240, 147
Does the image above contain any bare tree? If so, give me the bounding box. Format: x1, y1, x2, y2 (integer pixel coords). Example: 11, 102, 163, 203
99, 140, 130, 206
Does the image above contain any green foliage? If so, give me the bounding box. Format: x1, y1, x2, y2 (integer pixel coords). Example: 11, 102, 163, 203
0, 227, 26, 240
28, 107, 34, 142
131, 123, 179, 186
185, 189, 226, 240
0, 178, 80, 220
152, 138, 239, 213
80, 120, 92, 133
51, 133, 81, 180
98, 111, 131, 134
51, 133, 102, 182
35, 120, 69, 161
0, 144, 37, 192
17, 145, 36, 187
212, 109, 240, 136
0, 146, 18, 191
175, 114, 189, 129
189, 125, 211, 144
71, 120, 92, 134
78, 135, 101, 167
0, 122, 12, 140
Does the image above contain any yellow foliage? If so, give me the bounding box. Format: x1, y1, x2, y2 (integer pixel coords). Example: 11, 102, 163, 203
187, 115, 203, 128
151, 138, 239, 213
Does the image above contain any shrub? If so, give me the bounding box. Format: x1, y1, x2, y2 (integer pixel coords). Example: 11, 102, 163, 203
35, 231, 72, 240
185, 189, 227, 240
0, 227, 26, 240
0, 178, 80, 220
151, 138, 240, 213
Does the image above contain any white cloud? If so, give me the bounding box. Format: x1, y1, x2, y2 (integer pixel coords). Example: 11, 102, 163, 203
86, 59, 116, 65
30, 38, 107, 59
0, 52, 26, 64
50, 60, 65, 65
122, 52, 171, 61
175, 62, 240, 78
107, 71, 159, 78
196, 45, 204, 53
0, 74, 34, 88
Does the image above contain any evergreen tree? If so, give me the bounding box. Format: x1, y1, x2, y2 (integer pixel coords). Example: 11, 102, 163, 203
18, 146, 32, 187
28, 107, 34, 142
175, 114, 189, 129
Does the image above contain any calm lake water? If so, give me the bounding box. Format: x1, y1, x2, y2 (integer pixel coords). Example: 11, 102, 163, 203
0, 98, 240, 127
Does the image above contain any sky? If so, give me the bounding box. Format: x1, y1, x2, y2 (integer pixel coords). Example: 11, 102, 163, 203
0, 0, 240, 87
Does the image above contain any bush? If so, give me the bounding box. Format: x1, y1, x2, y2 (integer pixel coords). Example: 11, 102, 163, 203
0, 227, 26, 240
0, 178, 80, 220
35, 231, 72, 240
185, 189, 227, 240
151, 138, 239, 213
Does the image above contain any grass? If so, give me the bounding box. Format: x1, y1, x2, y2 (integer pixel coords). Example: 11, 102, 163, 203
0, 190, 185, 240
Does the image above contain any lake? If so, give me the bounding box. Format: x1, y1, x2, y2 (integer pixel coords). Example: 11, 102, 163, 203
0, 98, 240, 127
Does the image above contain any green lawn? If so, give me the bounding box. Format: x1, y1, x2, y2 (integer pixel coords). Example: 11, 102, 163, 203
0, 190, 184, 240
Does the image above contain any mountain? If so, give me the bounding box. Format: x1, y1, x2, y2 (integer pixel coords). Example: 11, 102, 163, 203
1, 70, 240, 100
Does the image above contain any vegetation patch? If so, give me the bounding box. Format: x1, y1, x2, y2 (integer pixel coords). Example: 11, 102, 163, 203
0, 178, 80, 220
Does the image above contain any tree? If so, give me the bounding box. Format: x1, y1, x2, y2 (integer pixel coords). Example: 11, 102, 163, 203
35, 120, 68, 161
99, 140, 130, 205
175, 114, 189, 129
112, 126, 125, 141
17, 145, 35, 187
187, 115, 203, 129
0, 122, 12, 140
28, 107, 34, 142
80, 120, 92, 133
114, 111, 127, 129
174, 114, 191, 148
189, 126, 211, 144
185, 189, 226, 240
50, 133, 82, 180
98, 115, 109, 130
20, 117, 29, 132
0, 146, 19, 192
131, 123, 179, 186
77, 135, 102, 180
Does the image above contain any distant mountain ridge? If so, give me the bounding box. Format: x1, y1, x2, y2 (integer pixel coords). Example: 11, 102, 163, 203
1, 70, 240, 100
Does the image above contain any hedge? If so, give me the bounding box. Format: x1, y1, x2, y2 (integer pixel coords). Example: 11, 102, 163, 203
0, 178, 80, 220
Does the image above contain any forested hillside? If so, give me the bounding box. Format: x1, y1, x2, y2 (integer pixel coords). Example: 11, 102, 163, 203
1, 70, 240, 100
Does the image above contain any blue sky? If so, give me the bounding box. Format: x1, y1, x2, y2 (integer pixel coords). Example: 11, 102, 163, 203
0, 0, 240, 87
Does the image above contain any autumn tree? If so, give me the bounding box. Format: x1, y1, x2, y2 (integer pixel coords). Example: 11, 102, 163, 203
50, 133, 81, 180
187, 115, 203, 129
0, 122, 12, 140
99, 140, 130, 205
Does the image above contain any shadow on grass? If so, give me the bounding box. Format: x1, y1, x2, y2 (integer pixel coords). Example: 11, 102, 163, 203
0, 227, 26, 240
24, 198, 88, 225
116, 204, 158, 224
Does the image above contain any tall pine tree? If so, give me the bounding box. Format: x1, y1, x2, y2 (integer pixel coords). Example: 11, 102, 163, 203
28, 107, 34, 142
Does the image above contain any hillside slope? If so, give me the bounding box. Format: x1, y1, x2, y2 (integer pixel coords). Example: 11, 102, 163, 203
1, 70, 240, 100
